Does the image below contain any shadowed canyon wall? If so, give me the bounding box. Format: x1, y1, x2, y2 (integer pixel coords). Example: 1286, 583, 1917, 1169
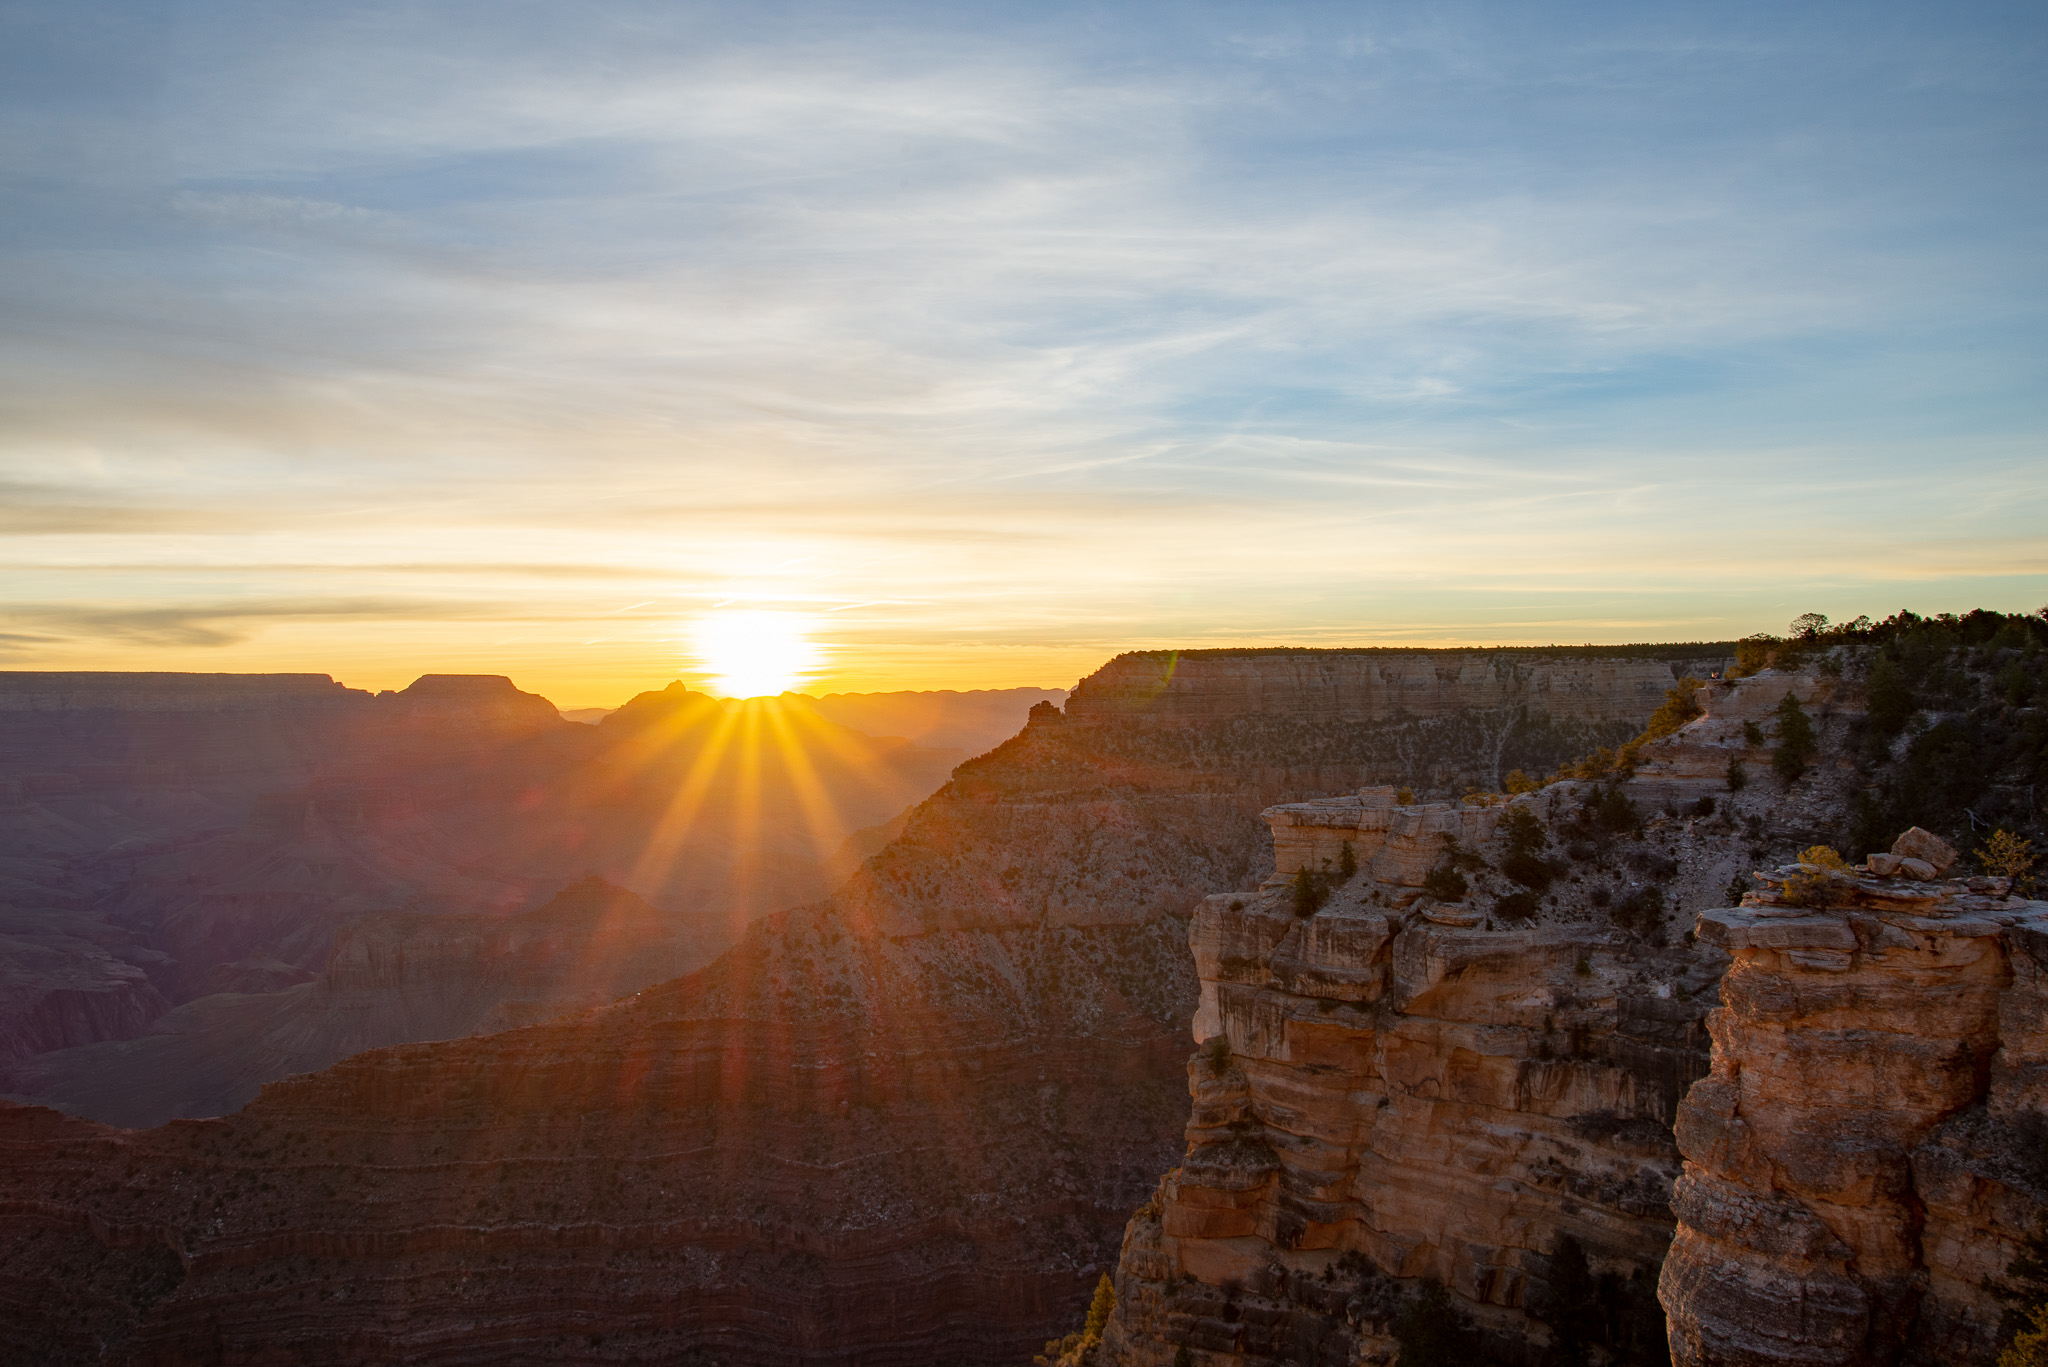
0, 675, 963, 1120
0, 648, 1708, 1365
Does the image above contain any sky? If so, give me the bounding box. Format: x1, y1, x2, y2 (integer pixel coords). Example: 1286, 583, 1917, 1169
2, 0, 2044, 705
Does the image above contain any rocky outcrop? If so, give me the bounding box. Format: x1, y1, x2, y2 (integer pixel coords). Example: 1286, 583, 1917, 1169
0, 945, 168, 1062
1660, 863, 2048, 1365
1094, 657, 2048, 1367
1104, 794, 1714, 1367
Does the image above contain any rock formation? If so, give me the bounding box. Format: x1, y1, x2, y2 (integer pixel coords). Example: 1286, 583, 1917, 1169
1066, 651, 1719, 728
1103, 789, 1712, 1367
1660, 841, 2048, 1365
1098, 632, 2048, 1367
0, 647, 1705, 1365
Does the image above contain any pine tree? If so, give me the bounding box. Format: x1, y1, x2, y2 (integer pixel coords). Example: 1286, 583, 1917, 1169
1083, 1275, 1116, 1341
1773, 693, 1816, 782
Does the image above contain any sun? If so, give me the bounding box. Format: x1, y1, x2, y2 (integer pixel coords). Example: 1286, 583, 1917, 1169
689, 610, 823, 699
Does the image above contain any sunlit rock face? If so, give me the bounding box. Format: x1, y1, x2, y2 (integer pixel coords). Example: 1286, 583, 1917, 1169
1102, 794, 1714, 1367
0, 648, 1700, 1366
1096, 663, 1964, 1367
1660, 884, 2048, 1366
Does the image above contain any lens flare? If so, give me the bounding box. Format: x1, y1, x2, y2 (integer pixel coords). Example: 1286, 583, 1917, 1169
689, 610, 822, 698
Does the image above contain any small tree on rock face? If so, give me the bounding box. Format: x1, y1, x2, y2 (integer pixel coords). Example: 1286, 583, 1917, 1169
1083, 1274, 1116, 1341
1338, 841, 1358, 880
1290, 867, 1330, 918
1421, 863, 1469, 902
1982, 829, 2038, 893
1500, 806, 1547, 857
1867, 653, 1913, 736
1773, 693, 1817, 782
1394, 1279, 1477, 1367
1642, 677, 1705, 742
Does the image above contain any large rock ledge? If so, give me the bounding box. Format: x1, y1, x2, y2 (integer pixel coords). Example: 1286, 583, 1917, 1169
1104, 795, 1714, 1367
1660, 894, 2048, 1367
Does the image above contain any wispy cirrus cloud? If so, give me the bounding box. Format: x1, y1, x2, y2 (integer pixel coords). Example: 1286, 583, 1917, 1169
0, 0, 2043, 696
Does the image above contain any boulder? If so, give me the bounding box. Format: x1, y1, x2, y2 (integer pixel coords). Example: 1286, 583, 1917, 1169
1892, 826, 1959, 874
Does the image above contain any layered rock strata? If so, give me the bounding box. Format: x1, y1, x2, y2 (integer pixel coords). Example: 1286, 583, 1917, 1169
1097, 664, 1944, 1367
1104, 791, 1716, 1367
1660, 865, 2048, 1365
2, 878, 729, 1128
1067, 651, 1726, 727
0, 649, 1704, 1365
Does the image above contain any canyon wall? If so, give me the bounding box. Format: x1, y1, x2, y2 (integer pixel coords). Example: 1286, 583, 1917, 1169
2, 878, 729, 1128
0, 676, 962, 1119
1661, 857, 2048, 1366
0, 648, 1702, 1365
1102, 790, 1713, 1367
1066, 650, 1726, 727
1100, 648, 2048, 1367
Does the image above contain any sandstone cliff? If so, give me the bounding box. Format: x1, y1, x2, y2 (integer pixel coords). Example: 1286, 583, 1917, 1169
1066, 651, 1726, 728
1660, 846, 2048, 1366
1098, 617, 2048, 1367
1102, 789, 1714, 1367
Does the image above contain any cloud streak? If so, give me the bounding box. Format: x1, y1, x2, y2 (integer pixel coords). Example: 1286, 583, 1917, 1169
0, 0, 2043, 697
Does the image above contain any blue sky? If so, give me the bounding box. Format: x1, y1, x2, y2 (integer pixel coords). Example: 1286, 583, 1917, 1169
1, 0, 2043, 701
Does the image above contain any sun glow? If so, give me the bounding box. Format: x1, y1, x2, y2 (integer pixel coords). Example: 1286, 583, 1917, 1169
689, 610, 823, 699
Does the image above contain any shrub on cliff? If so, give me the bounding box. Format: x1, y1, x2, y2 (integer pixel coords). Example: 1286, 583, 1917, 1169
1610, 886, 1665, 942
1202, 1034, 1232, 1077
1500, 805, 1547, 856
1290, 867, 1331, 917
1421, 863, 1468, 902
1537, 1235, 1673, 1367
1642, 677, 1705, 742
1981, 829, 2038, 894
2001, 1305, 2048, 1367
1772, 693, 1816, 782
1727, 633, 1781, 679
1338, 841, 1358, 879
1394, 1279, 1479, 1367
1494, 890, 1540, 921
1993, 1221, 2048, 1364
1867, 653, 1913, 736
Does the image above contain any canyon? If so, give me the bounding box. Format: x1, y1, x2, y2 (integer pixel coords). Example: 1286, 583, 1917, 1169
0, 646, 1714, 1364
0, 675, 1038, 1123
1097, 622, 2048, 1367
3, 624, 2042, 1366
